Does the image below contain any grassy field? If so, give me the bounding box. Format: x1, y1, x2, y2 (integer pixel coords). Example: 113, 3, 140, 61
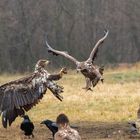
0, 64, 140, 139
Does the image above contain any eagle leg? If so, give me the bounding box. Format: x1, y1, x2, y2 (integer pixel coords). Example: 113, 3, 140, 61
82, 78, 93, 91
92, 77, 100, 87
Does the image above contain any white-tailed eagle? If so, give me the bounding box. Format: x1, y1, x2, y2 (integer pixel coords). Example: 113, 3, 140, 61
0, 59, 67, 128
46, 30, 109, 91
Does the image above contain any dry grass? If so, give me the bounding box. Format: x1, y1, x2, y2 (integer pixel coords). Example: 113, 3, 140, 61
0, 64, 140, 139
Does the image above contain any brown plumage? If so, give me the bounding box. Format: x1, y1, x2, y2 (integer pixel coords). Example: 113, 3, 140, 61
46, 30, 109, 91
0, 60, 67, 128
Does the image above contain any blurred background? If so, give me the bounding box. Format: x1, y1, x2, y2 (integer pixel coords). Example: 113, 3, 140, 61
0, 0, 140, 73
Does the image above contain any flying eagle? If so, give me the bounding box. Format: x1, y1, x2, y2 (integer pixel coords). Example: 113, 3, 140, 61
46, 30, 109, 91
0, 59, 67, 128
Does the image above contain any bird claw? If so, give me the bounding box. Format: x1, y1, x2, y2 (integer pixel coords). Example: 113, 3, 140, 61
82, 87, 93, 91
101, 78, 104, 83
87, 88, 93, 91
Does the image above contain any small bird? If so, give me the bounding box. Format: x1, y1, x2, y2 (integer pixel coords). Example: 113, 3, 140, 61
41, 120, 58, 137
128, 106, 140, 135
41, 119, 78, 139
20, 115, 34, 138
128, 121, 138, 135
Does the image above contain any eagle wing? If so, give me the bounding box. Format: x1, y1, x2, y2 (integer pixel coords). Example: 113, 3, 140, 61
45, 39, 79, 65
87, 30, 109, 63
0, 73, 63, 128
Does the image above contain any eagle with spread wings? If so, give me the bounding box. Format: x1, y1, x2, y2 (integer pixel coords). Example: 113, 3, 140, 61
0, 59, 67, 128
46, 30, 109, 91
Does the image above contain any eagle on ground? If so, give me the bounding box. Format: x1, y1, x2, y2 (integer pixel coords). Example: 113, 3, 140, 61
0, 59, 67, 128
46, 30, 109, 91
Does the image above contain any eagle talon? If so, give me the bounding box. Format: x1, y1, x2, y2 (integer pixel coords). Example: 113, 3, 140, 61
86, 88, 93, 91
82, 87, 93, 91
88, 88, 93, 91
101, 78, 104, 83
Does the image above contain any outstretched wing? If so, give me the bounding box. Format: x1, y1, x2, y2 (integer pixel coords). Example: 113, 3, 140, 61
87, 30, 109, 63
0, 73, 63, 128
0, 74, 44, 128
45, 39, 79, 65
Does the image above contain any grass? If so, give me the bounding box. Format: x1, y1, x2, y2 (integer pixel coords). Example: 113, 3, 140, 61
105, 70, 140, 83
0, 66, 140, 123
0, 64, 140, 139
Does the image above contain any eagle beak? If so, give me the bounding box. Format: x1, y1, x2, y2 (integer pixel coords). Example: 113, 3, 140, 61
45, 60, 50, 65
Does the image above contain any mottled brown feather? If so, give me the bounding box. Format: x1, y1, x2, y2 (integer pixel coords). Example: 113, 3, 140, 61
0, 60, 66, 128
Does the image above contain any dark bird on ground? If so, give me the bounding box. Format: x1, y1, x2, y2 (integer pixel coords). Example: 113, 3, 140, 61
20, 115, 34, 138
46, 30, 109, 91
128, 121, 138, 135
128, 106, 140, 135
41, 120, 58, 137
41, 119, 78, 139
0, 59, 67, 128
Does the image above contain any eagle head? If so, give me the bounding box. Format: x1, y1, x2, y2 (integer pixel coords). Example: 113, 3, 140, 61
37, 59, 50, 67
35, 59, 50, 72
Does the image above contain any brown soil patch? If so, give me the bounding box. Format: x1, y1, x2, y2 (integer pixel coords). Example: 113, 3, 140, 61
0, 122, 139, 140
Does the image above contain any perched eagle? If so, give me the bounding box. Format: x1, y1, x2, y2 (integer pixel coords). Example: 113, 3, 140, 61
46, 30, 109, 91
0, 59, 67, 128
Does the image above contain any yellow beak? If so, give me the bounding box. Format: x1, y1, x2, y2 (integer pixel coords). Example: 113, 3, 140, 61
45, 60, 50, 66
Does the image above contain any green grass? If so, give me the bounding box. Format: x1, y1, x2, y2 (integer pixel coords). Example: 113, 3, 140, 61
105, 70, 140, 83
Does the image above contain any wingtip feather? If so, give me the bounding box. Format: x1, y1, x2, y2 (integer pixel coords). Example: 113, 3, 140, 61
104, 29, 109, 35
2, 111, 7, 128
